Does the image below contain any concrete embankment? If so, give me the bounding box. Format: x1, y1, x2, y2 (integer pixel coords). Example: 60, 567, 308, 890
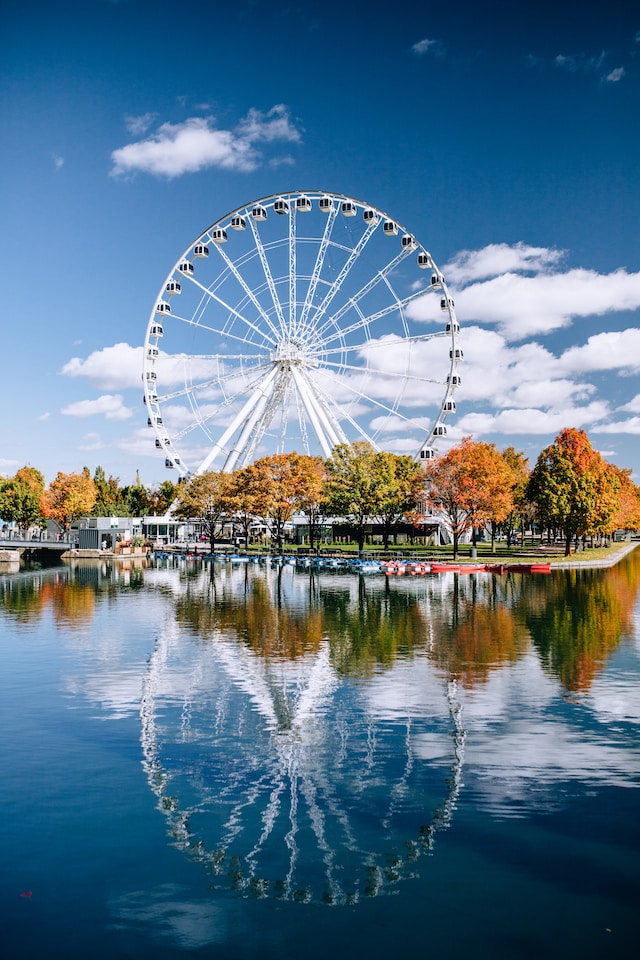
553, 540, 638, 570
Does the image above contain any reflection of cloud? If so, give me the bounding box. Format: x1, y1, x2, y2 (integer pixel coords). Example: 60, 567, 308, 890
109, 885, 226, 949
453, 654, 640, 816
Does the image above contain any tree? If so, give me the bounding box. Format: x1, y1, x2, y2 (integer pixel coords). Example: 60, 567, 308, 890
528, 428, 614, 555
499, 447, 530, 549
371, 452, 425, 548
122, 481, 150, 518
42, 468, 97, 531
608, 464, 640, 533
288, 455, 326, 550
324, 442, 384, 550
424, 438, 514, 558
173, 471, 234, 553
245, 453, 320, 550
92, 466, 127, 517
147, 479, 178, 516
0, 466, 45, 533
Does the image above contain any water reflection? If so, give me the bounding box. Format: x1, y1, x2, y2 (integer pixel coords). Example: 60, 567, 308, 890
2, 553, 639, 902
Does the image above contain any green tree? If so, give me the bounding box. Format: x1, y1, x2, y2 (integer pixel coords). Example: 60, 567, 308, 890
372, 452, 425, 548
0, 466, 45, 533
92, 466, 128, 517
324, 442, 384, 550
528, 428, 614, 556
147, 480, 178, 516
498, 447, 530, 549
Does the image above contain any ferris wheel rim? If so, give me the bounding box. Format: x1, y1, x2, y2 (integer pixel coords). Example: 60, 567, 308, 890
142, 190, 461, 476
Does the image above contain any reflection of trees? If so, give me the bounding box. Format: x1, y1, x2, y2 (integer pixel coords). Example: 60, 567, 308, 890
171, 567, 532, 687
520, 558, 640, 692
321, 580, 429, 676
174, 570, 326, 659
40, 579, 96, 628
424, 575, 530, 687
0, 562, 142, 629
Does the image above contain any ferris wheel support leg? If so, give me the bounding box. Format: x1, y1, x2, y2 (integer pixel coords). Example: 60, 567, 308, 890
222, 370, 280, 472
290, 366, 339, 458
196, 366, 279, 475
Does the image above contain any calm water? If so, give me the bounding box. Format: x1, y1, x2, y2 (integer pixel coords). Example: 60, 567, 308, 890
1, 552, 639, 959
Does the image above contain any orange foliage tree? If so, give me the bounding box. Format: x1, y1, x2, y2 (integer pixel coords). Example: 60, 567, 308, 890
424, 437, 515, 557
528, 428, 621, 555
41, 468, 97, 532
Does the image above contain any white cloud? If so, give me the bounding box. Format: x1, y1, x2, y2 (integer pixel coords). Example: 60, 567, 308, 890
411, 38, 441, 56
592, 416, 640, 435
235, 104, 302, 144
110, 106, 302, 179
78, 432, 105, 451
558, 329, 640, 374
407, 247, 640, 341
605, 67, 625, 82
443, 242, 564, 284
456, 400, 611, 437
51, 153, 64, 170
619, 394, 640, 413
62, 394, 133, 421
125, 112, 157, 136
61, 343, 143, 390
35, 411, 51, 421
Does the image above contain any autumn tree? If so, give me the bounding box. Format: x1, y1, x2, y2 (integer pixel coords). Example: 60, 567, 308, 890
608, 464, 640, 533
371, 452, 425, 548
173, 471, 234, 553
498, 447, 531, 549
0, 466, 46, 533
528, 428, 615, 555
324, 442, 384, 550
244, 453, 322, 550
147, 479, 178, 516
227, 464, 269, 545
289, 455, 326, 550
42, 468, 97, 532
424, 438, 515, 558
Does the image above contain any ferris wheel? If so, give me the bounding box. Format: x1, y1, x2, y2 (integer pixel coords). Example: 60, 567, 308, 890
143, 191, 462, 476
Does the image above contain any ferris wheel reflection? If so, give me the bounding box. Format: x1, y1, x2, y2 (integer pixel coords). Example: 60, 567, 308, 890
140, 567, 466, 905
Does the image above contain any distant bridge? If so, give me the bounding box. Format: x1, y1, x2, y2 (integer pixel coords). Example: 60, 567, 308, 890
0, 536, 74, 556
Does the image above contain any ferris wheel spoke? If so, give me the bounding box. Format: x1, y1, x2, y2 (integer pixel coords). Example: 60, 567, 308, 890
312, 245, 412, 344
313, 365, 431, 429
316, 357, 445, 385
168, 309, 276, 353
295, 203, 339, 337
154, 357, 274, 405
313, 298, 443, 354
248, 214, 288, 335
169, 365, 277, 446
181, 275, 279, 349
289, 204, 296, 336
312, 330, 443, 363
305, 218, 378, 332
212, 241, 283, 343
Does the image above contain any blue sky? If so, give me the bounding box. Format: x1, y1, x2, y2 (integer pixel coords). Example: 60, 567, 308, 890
2, 0, 639, 487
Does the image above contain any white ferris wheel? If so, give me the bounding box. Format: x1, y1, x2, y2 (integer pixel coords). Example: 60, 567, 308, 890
143, 191, 462, 476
